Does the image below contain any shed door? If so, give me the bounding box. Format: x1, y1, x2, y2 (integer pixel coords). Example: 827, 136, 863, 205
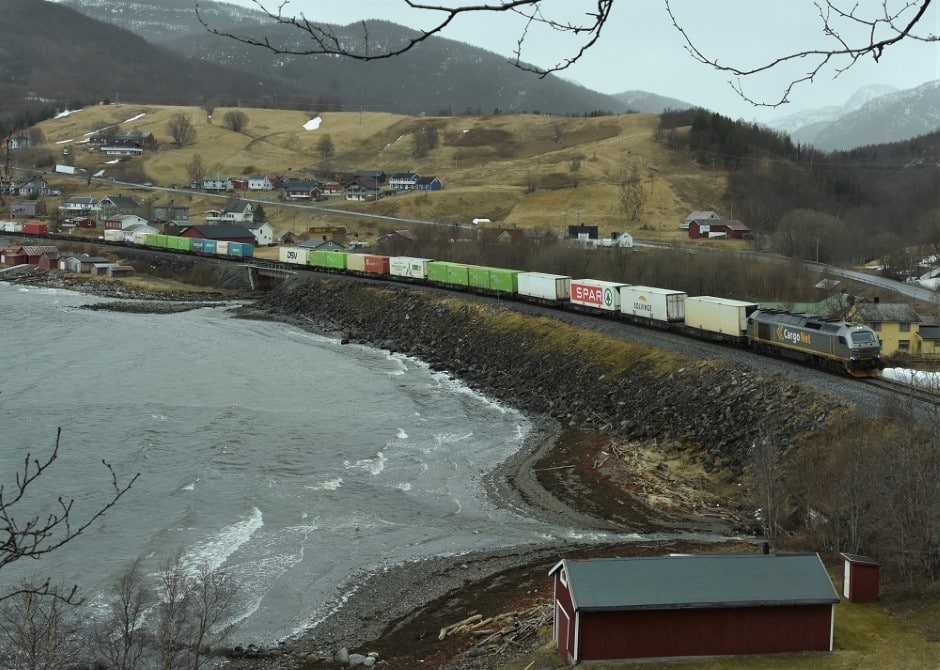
555, 601, 572, 662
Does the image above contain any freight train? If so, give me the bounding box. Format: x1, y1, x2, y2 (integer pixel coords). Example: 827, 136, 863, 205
2, 229, 883, 377
275, 247, 883, 377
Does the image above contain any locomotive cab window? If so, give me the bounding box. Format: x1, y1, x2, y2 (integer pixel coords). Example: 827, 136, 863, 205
838, 336, 847, 345
851, 331, 877, 344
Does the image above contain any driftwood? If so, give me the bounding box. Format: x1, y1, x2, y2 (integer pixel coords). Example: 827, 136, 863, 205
439, 603, 552, 657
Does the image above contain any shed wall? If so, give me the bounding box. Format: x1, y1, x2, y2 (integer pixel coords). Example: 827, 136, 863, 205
578, 604, 832, 661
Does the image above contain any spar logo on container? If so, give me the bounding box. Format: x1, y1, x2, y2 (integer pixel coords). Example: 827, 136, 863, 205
571, 282, 604, 306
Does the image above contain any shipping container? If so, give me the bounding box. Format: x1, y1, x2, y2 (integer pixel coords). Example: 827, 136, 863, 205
166, 236, 193, 252
488, 267, 520, 294
426, 261, 470, 287
619, 286, 686, 323
228, 242, 253, 258
190, 238, 205, 253
683, 296, 758, 337
389, 256, 433, 280
570, 279, 628, 312
279, 246, 306, 265
468, 265, 491, 290
309, 250, 347, 270
1, 221, 22, 233
145, 234, 168, 248
202, 239, 218, 255
363, 255, 390, 275
22, 222, 48, 235
517, 272, 571, 302
345, 253, 367, 273
131, 232, 150, 246
103, 229, 125, 242
216, 241, 229, 255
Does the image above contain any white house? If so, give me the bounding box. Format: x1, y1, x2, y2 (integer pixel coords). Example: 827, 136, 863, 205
248, 222, 274, 246
247, 174, 274, 191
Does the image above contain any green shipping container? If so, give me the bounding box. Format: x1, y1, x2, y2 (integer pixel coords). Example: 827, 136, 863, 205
426, 261, 450, 284
309, 250, 348, 270
445, 263, 471, 287
145, 234, 166, 248
467, 266, 490, 290
488, 268, 520, 294
167, 236, 193, 252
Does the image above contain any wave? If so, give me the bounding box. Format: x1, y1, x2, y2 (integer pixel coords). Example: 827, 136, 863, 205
180, 507, 264, 574
306, 477, 344, 491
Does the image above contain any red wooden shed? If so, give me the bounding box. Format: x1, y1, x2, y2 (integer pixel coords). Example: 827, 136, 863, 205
688, 219, 751, 239
549, 553, 839, 665
839, 553, 880, 603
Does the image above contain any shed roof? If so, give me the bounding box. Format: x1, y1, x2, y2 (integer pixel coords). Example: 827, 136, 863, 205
852, 302, 921, 323
179, 224, 254, 239
550, 553, 838, 611
839, 552, 880, 566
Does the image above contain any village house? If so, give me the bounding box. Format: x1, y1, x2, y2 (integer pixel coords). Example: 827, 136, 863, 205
14, 177, 51, 197
204, 199, 253, 224
299, 237, 345, 252
202, 176, 234, 192
389, 172, 421, 191
847, 299, 923, 356
688, 219, 750, 240
248, 221, 274, 246
177, 224, 256, 245
60, 196, 101, 216
10, 200, 47, 218
345, 183, 381, 202
415, 175, 443, 191
152, 201, 190, 223
99, 195, 140, 216
550, 553, 839, 665
283, 179, 323, 201
60, 253, 111, 274
104, 214, 150, 231
247, 174, 274, 190
681, 210, 721, 230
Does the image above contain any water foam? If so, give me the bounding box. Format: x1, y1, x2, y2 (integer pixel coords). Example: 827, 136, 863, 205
181, 507, 263, 574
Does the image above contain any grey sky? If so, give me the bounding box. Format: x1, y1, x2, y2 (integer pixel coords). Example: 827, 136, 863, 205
221, 0, 940, 122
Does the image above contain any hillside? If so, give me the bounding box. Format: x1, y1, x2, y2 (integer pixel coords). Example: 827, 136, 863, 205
27, 103, 731, 243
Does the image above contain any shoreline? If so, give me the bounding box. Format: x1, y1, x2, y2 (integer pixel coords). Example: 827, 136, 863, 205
5, 274, 754, 668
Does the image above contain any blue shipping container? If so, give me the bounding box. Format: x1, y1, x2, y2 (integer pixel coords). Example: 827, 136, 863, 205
202, 240, 218, 255
191, 238, 205, 253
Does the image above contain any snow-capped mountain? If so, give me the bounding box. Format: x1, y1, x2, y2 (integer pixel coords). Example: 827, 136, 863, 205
767, 82, 939, 150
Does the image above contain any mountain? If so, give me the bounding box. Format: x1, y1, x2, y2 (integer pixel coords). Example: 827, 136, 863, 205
0, 0, 303, 117
610, 91, 694, 114
767, 82, 939, 150
54, 0, 633, 116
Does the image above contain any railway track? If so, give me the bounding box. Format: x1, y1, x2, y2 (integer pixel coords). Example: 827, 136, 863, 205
863, 375, 940, 405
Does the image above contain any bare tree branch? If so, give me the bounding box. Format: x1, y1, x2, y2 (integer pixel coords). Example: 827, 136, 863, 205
665, 0, 936, 107
0, 428, 139, 603
196, 1, 936, 106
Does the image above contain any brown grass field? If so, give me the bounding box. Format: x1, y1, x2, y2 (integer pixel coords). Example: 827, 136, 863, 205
33, 103, 729, 244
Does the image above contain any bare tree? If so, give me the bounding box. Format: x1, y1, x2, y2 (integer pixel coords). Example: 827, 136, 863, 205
167, 114, 197, 147
93, 558, 149, 670
222, 110, 249, 132
196, 1, 937, 105
316, 133, 336, 163
0, 428, 138, 605
749, 438, 786, 547
0, 583, 82, 670
186, 154, 206, 185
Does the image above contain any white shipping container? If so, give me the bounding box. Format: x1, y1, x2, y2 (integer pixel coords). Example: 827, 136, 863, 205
684, 296, 758, 336
54, 164, 77, 175
132, 232, 150, 246
345, 253, 367, 273
389, 256, 433, 279
1, 221, 22, 233
216, 241, 229, 255
279, 246, 306, 265
517, 272, 571, 301
570, 279, 628, 312
103, 229, 125, 242
619, 286, 686, 322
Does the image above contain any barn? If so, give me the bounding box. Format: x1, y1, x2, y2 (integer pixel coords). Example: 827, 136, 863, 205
550, 553, 839, 664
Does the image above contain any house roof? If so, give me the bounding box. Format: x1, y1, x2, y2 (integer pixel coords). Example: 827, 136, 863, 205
918, 326, 940, 340
685, 210, 720, 221
416, 175, 440, 185
390, 172, 420, 180
852, 302, 922, 323
839, 552, 880, 566
69, 254, 110, 263
550, 553, 838, 611
22, 246, 59, 255
222, 199, 252, 214
100, 196, 140, 208
693, 219, 749, 230
179, 224, 254, 239
65, 196, 99, 205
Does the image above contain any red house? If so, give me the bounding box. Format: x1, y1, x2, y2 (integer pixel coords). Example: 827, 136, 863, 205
688, 219, 750, 239
839, 553, 880, 603
550, 553, 838, 665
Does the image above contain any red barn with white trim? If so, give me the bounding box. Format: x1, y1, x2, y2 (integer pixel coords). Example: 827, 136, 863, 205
550, 553, 838, 665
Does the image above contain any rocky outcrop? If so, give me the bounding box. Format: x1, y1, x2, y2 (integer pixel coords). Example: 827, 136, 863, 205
249, 276, 845, 472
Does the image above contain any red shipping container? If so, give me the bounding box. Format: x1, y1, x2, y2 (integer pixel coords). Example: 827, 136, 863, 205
22, 222, 48, 235
363, 255, 390, 275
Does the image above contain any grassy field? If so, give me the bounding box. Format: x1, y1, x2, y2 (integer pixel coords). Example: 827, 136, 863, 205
32, 104, 729, 244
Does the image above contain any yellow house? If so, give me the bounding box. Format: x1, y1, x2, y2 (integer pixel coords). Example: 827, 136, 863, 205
847, 301, 923, 357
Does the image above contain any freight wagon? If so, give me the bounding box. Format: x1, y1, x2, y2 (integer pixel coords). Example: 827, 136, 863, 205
682, 296, 758, 343
619, 286, 686, 324
570, 279, 629, 312
389, 257, 433, 281
517, 272, 571, 304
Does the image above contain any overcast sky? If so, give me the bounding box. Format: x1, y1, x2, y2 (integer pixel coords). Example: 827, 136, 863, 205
219, 0, 940, 122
